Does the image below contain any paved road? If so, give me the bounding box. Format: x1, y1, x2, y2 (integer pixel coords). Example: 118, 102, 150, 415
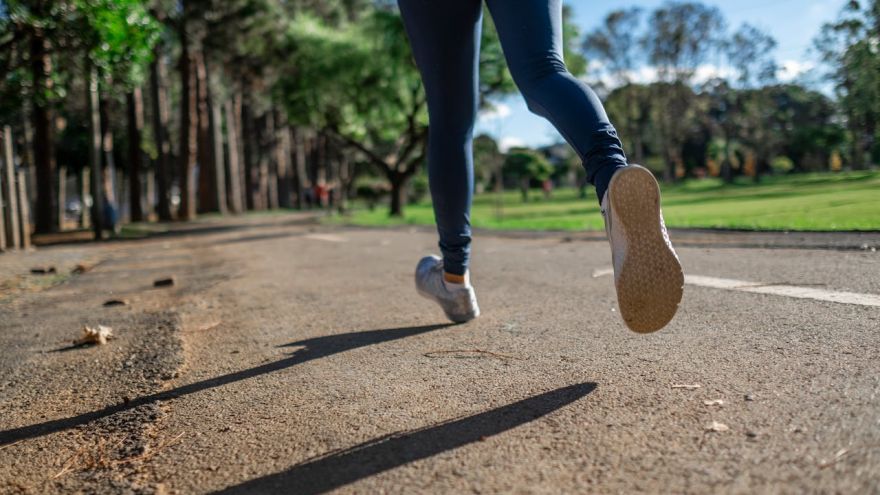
1, 215, 878, 494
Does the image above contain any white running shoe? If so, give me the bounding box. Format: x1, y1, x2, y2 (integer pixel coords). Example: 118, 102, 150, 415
415, 255, 480, 323
601, 165, 684, 333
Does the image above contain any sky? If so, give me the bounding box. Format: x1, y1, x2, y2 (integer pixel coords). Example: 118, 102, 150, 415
475, 0, 849, 151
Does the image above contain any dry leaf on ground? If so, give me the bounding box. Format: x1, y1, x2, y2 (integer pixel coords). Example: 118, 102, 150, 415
706, 421, 730, 432
74, 325, 114, 346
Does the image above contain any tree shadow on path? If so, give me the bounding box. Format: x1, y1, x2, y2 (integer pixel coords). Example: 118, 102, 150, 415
214, 383, 597, 495
0, 323, 453, 446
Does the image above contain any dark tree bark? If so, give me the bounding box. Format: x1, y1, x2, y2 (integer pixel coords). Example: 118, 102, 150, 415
150, 50, 173, 221
206, 57, 226, 214
56, 165, 65, 231
388, 171, 411, 217
78, 167, 90, 228
293, 127, 309, 209
195, 49, 217, 213
30, 27, 57, 233
86, 66, 104, 239
177, 16, 198, 221
263, 111, 277, 209
210, 92, 227, 215
242, 97, 259, 210
126, 88, 146, 221
2, 127, 20, 248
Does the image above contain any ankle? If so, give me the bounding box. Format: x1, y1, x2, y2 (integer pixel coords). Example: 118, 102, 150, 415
443, 271, 470, 290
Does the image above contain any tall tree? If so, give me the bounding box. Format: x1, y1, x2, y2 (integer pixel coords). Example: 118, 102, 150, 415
150, 49, 173, 221
177, 1, 198, 220
815, 0, 880, 169
642, 1, 725, 181
584, 8, 649, 164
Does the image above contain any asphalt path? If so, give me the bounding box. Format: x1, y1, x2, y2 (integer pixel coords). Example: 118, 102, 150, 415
1, 215, 878, 494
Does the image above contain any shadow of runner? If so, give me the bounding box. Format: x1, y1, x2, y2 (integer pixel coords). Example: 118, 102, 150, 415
0, 324, 453, 446
214, 383, 597, 495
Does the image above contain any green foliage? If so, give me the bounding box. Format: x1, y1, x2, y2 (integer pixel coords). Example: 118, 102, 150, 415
814, 0, 880, 167
281, 10, 423, 146
503, 148, 554, 201
408, 173, 429, 203
76, 0, 161, 89
771, 156, 794, 174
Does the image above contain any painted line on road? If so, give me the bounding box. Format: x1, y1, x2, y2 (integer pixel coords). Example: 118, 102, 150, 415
593, 268, 880, 307
304, 233, 347, 243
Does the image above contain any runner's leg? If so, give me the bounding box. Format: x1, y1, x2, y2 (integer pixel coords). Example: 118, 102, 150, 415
485, 0, 628, 202
398, 0, 483, 277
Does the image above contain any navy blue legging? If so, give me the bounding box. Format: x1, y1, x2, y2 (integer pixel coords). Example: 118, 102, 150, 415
399, 0, 628, 276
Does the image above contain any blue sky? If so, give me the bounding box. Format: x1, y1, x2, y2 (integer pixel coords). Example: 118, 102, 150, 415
475, 0, 849, 150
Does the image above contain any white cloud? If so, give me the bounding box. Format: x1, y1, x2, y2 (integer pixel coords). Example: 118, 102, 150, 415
778, 60, 815, 82
478, 103, 512, 122
498, 136, 525, 152
588, 64, 734, 88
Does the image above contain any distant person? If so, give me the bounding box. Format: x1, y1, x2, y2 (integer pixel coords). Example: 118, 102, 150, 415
102, 198, 120, 236
542, 178, 553, 199
404, 0, 684, 333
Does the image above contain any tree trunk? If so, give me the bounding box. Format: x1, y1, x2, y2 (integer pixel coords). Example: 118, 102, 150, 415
205, 57, 226, 214
263, 111, 277, 209
21, 103, 36, 207
224, 98, 243, 213
145, 167, 155, 219
31, 28, 57, 233
150, 50, 173, 221
195, 49, 216, 213
293, 127, 309, 209
2, 126, 20, 248
276, 122, 292, 208
210, 91, 227, 215
389, 174, 406, 217
56, 165, 66, 231
520, 178, 529, 203
78, 167, 90, 228
126, 88, 145, 222
242, 97, 258, 210
177, 20, 198, 221
16, 169, 32, 249
336, 154, 350, 213
99, 97, 117, 207
86, 66, 104, 239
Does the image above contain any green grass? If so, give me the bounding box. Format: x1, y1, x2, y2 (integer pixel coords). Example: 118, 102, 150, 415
329, 170, 880, 231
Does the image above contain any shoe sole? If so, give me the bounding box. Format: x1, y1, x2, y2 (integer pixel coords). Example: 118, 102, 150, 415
608, 166, 684, 333
415, 287, 478, 324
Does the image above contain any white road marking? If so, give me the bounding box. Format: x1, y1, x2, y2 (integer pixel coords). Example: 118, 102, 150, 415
592, 267, 614, 278
593, 268, 880, 307
685, 275, 880, 307
304, 233, 347, 243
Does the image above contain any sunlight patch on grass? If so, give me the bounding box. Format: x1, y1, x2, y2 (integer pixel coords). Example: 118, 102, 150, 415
329, 171, 880, 232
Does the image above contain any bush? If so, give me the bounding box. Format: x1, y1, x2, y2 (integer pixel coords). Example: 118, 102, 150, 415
771, 156, 794, 174
408, 174, 429, 204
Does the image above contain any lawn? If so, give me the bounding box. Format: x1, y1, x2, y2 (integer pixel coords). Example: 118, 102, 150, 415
329, 170, 880, 231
